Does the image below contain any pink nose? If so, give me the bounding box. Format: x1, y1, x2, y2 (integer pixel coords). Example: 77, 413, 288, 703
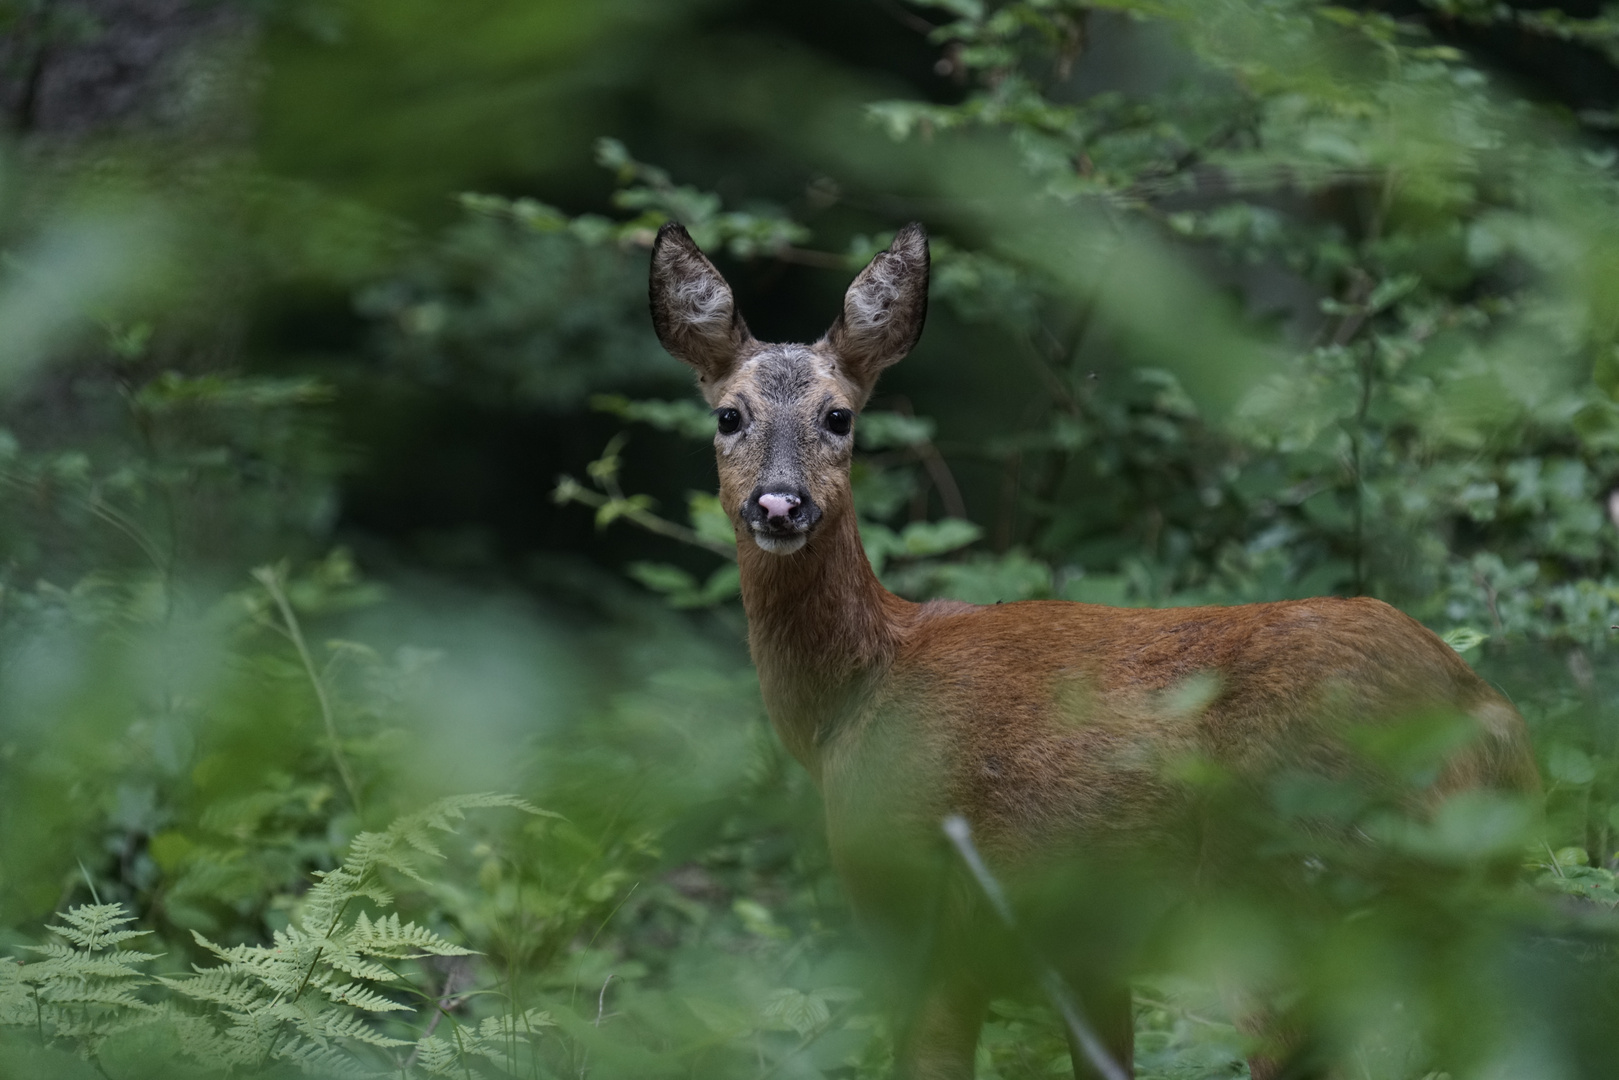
758, 492, 800, 521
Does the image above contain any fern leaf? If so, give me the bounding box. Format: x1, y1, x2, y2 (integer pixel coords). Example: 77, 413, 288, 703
323, 954, 398, 984
274, 999, 410, 1049
412, 1034, 461, 1076
36, 983, 151, 1010
50, 903, 150, 950
38, 796, 551, 1076
160, 1005, 241, 1063
347, 912, 474, 959
188, 930, 308, 996
20, 943, 158, 980
219, 1009, 283, 1063
158, 969, 265, 1013
277, 1035, 378, 1078
0, 960, 34, 1026
320, 981, 410, 1014
475, 1007, 554, 1041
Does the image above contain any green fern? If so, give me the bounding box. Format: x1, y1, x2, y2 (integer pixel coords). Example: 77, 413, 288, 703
3, 794, 551, 1077
410, 1008, 556, 1077
1, 903, 158, 1056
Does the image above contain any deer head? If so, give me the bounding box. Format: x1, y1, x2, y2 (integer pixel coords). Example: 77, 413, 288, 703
650, 222, 930, 555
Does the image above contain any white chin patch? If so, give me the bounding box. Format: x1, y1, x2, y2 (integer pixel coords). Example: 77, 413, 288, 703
752, 532, 807, 555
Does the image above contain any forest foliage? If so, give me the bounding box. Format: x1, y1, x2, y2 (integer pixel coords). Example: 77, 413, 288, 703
4, 0, 1619, 1076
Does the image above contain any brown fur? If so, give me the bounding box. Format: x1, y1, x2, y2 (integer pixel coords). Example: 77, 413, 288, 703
649, 222, 1539, 1080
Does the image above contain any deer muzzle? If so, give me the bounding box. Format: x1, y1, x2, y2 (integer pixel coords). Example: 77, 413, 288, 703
741, 486, 821, 555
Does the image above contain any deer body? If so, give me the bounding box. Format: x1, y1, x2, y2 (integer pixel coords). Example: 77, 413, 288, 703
650, 222, 1538, 1080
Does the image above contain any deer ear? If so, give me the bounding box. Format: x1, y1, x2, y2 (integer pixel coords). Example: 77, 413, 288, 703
824, 223, 929, 401
650, 223, 751, 396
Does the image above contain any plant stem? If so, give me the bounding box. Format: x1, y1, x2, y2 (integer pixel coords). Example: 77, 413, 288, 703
553, 476, 736, 558
254, 564, 362, 813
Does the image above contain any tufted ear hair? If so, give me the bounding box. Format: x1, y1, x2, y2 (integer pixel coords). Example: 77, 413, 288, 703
650, 223, 752, 399
823, 223, 929, 403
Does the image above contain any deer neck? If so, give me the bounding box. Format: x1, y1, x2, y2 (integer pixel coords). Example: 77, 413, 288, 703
736, 505, 913, 779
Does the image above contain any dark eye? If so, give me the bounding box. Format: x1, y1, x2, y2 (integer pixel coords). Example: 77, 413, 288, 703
716, 407, 742, 435
825, 409, 853, 436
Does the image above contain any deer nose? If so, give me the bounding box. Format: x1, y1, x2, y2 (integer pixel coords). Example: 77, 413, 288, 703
743, 486, 820, 536
757, 492, 801, 523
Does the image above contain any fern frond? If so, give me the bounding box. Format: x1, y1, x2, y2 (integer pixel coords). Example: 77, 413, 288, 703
348, 912, 475, 959
414, 793, 551, 833
320, 981, 410, 1014
0, 901, 163, 1055
412, 1033, 461, 1076
12, 798, 546, 1076
324, 954, 399, 983
449, 1007, 556, 1072
48, 1008, 158, 1044
475, 1007, 555, 1041
220, 1008, 283, 1061
272, 999, 410, 1049
300, 873, 393, 931
0, 960, 33, 1026
20, 943, 158, 980
161, 1005, 241, 1063
277, 1035, 378, 1078
36, 983, 151, 1010
187, 930, 309, 996
49, 903, 150, 950
313, 794, 549, 900
158, 969, 265, 1013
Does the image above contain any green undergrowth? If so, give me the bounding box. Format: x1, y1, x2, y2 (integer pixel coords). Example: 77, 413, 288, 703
9, 0, 1619, 1076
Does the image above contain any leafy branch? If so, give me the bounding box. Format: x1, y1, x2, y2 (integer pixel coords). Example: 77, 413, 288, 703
553, 434, 737, 560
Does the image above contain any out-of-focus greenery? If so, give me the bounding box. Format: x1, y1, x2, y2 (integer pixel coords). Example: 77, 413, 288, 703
4, 0, 1619, 1077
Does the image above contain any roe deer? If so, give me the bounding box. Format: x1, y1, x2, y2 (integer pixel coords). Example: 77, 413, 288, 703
648, 221, 1539, 1080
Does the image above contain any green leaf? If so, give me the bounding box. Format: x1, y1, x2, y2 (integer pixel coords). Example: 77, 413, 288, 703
688, 493, 737, 550
857, 411, 937, 449
627, 562, 699, 597
595, 494, 654, 528
1554, 846, 1590, 868
627, 561, 738, 608
860, 522, 903, 574
898, 518, 983, 557
762, 988, 831, 1036
1548, 744, 1597, 786
1441, 627, 1489, 654
592, 394, 716, 440
732, 898, 789, 940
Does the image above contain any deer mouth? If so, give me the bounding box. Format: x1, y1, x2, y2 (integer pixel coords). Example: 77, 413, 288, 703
742, 489, 820, 555
750, 529, 809, 555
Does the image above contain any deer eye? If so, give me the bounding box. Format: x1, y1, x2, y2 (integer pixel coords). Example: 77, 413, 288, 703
715, 407, 742, 435
825, 409, 853, 436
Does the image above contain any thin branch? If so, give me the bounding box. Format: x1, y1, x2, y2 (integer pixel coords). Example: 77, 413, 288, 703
918, 442, 968, 521
1017, 328, 1083, 414
871, 0, 943, 38
942, 815, 1130, 1080
0, 472, 169, 576
883, 398, 970, 521
11, 0, 54, 134
1332, 270, 1376, 348
405, 966, 475, 1068
595, 975, 615, 1027
1475, 568, 1504, 633
253, 565, 362, 813
553, 477, 736, 559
